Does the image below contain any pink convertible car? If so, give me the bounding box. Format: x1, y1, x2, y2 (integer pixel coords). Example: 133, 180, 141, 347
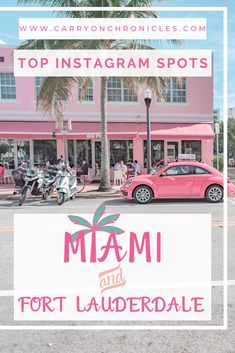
120, 161, 235, 204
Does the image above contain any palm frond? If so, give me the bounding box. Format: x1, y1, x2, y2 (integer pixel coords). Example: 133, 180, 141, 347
17, 0, 183, 124
142, 76, 169, 100
97, 214, 120, 227
37, 76, 78, 127
122, 77, 140, 96
17, 0, 78, 6
99, 226, 124, 235
18, 39, 47, 50
72, 229, 91, 241
93, 203, 106, 225
123, 76, 169, 102
111, 40, 156, 50
78, 78, 93, 102
68, 215, 92, 228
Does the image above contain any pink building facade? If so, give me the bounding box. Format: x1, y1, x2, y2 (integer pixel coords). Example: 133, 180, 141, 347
0, 46, 214, 176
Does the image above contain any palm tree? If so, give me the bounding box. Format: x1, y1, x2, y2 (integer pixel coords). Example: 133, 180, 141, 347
68, 202, 124, 261
18, 0, 178, 191
228, 118, 235, 157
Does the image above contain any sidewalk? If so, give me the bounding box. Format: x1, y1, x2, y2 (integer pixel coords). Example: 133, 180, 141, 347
0, 183, 121, 200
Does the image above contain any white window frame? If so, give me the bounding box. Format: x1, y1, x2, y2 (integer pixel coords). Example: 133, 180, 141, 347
0, 72, 16, 101
35, 76, 44, 99
78, 79, 94, 103
107, 77, 138, 102
160, 78, 187, 104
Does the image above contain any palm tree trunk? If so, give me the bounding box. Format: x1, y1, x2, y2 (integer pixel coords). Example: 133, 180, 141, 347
90, 230, 96, 262
98, 76, 111, 191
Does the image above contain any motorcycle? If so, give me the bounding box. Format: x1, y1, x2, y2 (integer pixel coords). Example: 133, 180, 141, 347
40, 167, 59, 200
56, 169, 77, 205
18, 168, 44, 206
41, 173, 57, 200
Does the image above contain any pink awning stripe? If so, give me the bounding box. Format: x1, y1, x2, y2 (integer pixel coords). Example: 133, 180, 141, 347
139, 123, 214, 137
0, 121, 214, 138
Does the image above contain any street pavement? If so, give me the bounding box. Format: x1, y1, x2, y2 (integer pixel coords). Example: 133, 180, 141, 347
0, 196, 234, 352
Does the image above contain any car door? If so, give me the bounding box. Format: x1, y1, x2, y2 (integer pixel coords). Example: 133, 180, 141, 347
157, 165, 195, 198
191, 166, 211, 196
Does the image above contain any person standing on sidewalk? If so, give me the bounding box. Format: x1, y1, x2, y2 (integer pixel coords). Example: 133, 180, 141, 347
120, 160, 127, 183
133, 160, 141, 176
77, 159, 89, 177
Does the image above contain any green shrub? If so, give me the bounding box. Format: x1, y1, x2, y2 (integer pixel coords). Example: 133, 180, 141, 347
0, 142, 10, 156
213, 156, 223, 171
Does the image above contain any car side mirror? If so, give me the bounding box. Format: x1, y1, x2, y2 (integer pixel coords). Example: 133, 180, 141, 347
160, 171, 167, 177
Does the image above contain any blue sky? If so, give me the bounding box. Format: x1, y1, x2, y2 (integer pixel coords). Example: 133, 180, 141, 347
0, 0, 234, 117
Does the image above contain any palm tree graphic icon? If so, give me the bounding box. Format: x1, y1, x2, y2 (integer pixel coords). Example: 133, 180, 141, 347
68, 203, 124, 261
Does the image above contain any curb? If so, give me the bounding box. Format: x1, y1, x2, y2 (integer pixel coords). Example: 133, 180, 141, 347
0, 191, 121, 201
78, 192, 121, 199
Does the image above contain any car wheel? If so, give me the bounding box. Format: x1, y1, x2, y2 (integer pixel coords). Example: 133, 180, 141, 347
133, 186, 153, 204
206, 185, 223, 203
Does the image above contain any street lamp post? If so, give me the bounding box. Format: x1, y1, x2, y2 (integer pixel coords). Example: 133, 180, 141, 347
144, 88, 152, 174
214, 121, 220, 170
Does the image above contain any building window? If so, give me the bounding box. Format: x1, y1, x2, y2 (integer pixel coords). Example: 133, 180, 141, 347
182, 140, 201, 161
110, 140, 133, 165
107, 77, 121, 102
78, 79, 93, 102
123, 84, 138, 102
160, 78, 186, 103
35, 77, 44, 98
0, 139, 14, 168
68, 140, 92, 168
0, 73, 16, 100
33, 140, 57, 166
143, 140, 164, 168
0, 139, 31, 169
107, 77, 137, 102
17, 141, 30, 166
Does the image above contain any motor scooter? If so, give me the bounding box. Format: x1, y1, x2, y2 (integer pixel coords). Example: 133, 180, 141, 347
56, 169, 77, 205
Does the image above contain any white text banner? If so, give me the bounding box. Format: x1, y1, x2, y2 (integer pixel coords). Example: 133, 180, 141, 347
19, 18, 207, 40
14, 49, 212, 77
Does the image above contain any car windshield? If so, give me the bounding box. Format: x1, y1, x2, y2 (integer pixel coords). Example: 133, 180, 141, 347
155, 165, 166, 175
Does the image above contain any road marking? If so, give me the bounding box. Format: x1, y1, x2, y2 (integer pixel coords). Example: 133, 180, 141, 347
212, 221, 235, 228
0, 227, 13, 232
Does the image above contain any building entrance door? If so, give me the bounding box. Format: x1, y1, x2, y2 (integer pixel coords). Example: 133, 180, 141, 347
166, 141, 179, 162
